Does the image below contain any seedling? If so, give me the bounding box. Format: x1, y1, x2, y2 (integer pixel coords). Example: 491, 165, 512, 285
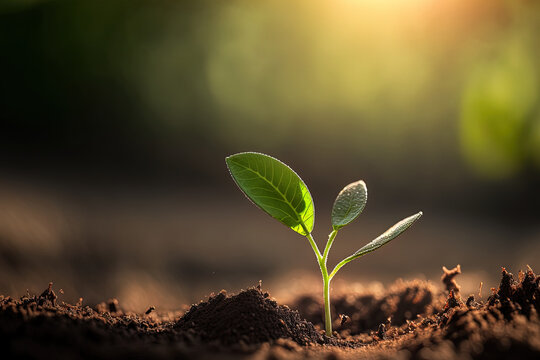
225, 152, 422, 336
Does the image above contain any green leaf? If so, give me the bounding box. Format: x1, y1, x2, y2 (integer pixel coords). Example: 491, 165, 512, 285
329, 211, 422, 278
331, 180, 367, 230
225, 152, 315, 235
351, 211, 423, 259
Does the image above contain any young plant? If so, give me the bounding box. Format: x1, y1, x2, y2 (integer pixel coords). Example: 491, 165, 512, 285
225, 152, 422, 336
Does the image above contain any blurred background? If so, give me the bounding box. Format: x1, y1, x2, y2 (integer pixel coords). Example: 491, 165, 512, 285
1, 0, 540, 311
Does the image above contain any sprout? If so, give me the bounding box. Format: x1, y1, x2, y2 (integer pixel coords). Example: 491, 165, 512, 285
226, 152, 422, 336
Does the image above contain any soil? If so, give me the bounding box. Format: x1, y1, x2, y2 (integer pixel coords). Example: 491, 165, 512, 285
292, 278, 443, 335
1, 266, 539, 359
175, 288, 337, 347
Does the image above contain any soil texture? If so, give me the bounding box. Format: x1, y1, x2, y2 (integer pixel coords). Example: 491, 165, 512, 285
1, 266, 539, 359
176, 288, 339, 347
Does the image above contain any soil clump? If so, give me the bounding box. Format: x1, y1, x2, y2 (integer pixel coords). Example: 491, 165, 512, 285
176, 288, 330, 346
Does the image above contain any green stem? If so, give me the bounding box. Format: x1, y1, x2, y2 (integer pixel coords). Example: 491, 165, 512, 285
304, 231, 322, 261
322, 229, 338, 265
320, 230, 338, 335
321, 265, 332, 335
304, 228, 335, 336
329, 257, 349, 280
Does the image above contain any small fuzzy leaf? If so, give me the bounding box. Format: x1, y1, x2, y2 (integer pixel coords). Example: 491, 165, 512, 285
226, 152, 315, 235
331, 180, 367, 230
351, 212, 422, 259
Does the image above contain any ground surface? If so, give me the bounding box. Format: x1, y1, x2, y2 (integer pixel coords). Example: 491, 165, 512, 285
1, 267, 539, 359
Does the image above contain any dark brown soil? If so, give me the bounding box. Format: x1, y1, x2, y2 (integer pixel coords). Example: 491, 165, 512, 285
392, 267, 540, 360
293, 278, 443, 335
0, 290, 186, 359
176, 288, 332, 346
1, 266, 539, 359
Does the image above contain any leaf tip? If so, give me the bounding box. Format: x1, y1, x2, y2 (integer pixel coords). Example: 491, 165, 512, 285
409, 211, 423, 223
345, 179, 367, 190
225, 152, 246, 168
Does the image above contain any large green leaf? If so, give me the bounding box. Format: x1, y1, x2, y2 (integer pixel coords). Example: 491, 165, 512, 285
225, 152, 315, 235
331, 180, 367, 230
350, 211, 422, 260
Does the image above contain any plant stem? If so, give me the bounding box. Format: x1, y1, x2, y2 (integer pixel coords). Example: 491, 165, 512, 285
329, 257, 349, 280
304, 231, 322, 261
305, 229, 334, 336
322, 229, 338, 265
321, 264, 332, 335
320, 230, 338, 335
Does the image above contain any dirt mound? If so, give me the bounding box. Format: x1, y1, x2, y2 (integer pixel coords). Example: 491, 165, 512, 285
176, 288, 327, 346
294, 279, 443, 335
